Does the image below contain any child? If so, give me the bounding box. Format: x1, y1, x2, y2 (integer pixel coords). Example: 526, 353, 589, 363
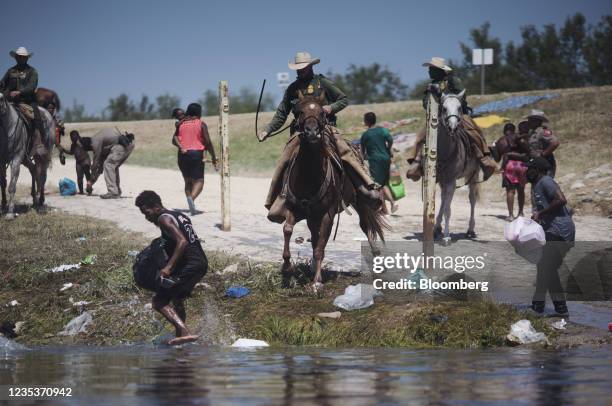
59, 130, 93, 195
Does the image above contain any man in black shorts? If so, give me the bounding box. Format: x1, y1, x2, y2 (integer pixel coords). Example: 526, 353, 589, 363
135, 190, 208, 345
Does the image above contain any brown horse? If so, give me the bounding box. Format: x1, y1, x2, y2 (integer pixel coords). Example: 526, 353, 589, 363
36, 88, 61, 111
280, 91, 386, 290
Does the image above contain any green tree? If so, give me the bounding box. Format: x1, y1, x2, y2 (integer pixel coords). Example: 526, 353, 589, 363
106, 93, 135, 121
155, 93, 181, 118
328, 63, 409, 104
199, 87, 274, 115
583, 15, 612, 85
63, 99, 100, 123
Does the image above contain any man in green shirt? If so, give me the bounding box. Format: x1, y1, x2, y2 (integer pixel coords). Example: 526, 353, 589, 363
258, 52, 380, 223
405, 57, 496, 182
0, 47, 46, 142
360, 112, 398, 214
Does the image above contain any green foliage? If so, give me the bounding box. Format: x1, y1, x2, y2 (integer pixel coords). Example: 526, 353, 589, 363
199, 87, 275, 116
328, 63, 409, 104
63, 99, 101, 123
450, 13, 612, 94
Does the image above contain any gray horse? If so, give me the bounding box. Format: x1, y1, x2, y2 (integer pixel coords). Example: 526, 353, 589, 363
0, 92, 55, 219
433, 90, 481, 245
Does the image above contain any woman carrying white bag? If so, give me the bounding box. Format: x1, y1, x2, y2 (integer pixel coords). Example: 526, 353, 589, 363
526, 157, 575, 316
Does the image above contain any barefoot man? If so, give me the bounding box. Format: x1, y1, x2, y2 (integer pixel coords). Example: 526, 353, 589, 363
135, 190, 208, 345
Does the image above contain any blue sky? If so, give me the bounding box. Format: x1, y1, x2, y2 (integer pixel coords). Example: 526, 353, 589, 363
2, 0, 610, 114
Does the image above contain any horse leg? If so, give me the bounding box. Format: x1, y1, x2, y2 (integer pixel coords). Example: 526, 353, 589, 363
307, 217, 321, 276
0, 167, 7, 213
312, 213, 334, 289
36, 156, 48, 210
25, 159, 37, 208
6, 158, 22, 219
281, 211, 296, 273
442, 180, 456, 245
466, 183, 478, 239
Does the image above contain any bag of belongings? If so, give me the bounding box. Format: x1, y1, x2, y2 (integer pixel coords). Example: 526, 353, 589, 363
132, 237, 168, 292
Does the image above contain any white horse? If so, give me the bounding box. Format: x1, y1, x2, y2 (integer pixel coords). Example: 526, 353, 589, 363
433, 90, 481, 245
0, 92, 55, 219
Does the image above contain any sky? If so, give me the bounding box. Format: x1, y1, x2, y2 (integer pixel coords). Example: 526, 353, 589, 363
2, 0, 610, 115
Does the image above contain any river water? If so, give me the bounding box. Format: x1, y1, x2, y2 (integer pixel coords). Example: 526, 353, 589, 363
1, 343, 611, 405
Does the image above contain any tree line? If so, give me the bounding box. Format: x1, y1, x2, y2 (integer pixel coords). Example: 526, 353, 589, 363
63, 12, 610, 122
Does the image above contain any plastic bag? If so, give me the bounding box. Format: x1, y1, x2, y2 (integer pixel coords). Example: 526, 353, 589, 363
132, 238, 168, 292
59, 177, 77, 196
226, 286, 250, 298
504, 217, 545, 264
506, 319, 548, 344
231, 338, 269, 348
388, 162, 405, 200
333, 284, 381, 311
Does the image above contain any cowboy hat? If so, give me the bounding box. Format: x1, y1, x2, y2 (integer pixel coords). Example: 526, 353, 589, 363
288, 52, 320, 70
422, 57, 452, 72
524, 109, 549, 122
10, 46, 33, 58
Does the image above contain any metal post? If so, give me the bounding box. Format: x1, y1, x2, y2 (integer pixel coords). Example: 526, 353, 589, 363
422, 91, 438, 263
480, 63, 485, 96
218, 80, 231, 231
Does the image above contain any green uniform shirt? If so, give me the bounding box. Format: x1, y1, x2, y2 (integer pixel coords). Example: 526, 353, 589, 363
0, 64, 38, 103
266, 73, 348, 134
422, 73, 464, 110
360, 127, 393, 161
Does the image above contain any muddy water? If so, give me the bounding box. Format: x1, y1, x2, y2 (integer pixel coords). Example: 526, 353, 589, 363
1, 344, 611, 405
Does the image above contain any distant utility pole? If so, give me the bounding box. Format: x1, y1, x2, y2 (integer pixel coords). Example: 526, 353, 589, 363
472, 48, 493, 96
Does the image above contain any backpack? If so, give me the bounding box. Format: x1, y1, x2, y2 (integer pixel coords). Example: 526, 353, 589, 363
132, 237, 169, 292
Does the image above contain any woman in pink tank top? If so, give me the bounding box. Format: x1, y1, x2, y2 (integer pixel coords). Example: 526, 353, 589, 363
172, 103, 218, 215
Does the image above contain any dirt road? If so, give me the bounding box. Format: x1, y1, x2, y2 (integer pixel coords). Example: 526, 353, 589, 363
16, 160, 612, 272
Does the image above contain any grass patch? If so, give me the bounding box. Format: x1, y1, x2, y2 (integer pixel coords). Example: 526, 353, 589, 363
1, 210, 554, 348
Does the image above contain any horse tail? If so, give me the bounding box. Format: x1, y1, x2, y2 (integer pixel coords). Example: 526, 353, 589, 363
355, 196, 389, 242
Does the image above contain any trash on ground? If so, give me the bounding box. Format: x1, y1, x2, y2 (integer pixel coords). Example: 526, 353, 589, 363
472, 94, 559, 115
504, 217, 545, 264
8, 300, 20, 307
81, 254, 97, 265
144, 303, 152, 310
127, 250, 139, 257
473, 114, 509, 129
194, 282, 211, 289
551, 318, 567, 330
72, 301, 90, 309
333, 284, 381, 311
295, 237, 304, 244
59, 311, 93, 336
59, 177, 77, 196
46, 263, 81, 273
59, 283, 74, 292
231, 338, 269, 348
507, 319, 548, 345
76, 236, 87, 242
317, 311, 342, 319
226, 286, 250, 298
13, 321, 25, 335
218, 263, 239, 276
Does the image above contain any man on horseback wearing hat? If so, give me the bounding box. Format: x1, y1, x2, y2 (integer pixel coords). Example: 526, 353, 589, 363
405, 57, 497, 182
258, 52, 380, 223
0, 47, 47, 153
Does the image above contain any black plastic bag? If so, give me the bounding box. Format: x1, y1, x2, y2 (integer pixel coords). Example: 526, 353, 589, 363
133, 237, 168, 292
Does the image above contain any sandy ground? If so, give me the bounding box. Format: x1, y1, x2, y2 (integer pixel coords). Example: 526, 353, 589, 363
13, 159, 612, 269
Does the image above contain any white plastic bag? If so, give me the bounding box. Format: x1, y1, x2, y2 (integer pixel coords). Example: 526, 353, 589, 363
505, 217, 545, 264
507, 319, 548, 344
333, 284, 381, 311
231, 338, 269, 348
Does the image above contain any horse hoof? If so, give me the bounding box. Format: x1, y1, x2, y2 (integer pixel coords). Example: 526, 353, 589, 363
441, 237, 452, 246
466, 230, 477, 239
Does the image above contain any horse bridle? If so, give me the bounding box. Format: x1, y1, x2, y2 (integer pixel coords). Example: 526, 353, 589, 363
440, 94, 463, 131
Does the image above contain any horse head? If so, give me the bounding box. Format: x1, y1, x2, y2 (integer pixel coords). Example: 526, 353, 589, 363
296, 90, 327, 145
440, 90, 465, 136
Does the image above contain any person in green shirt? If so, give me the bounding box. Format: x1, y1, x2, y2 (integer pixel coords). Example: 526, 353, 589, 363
258, 52, 380, 223
0, 47, 46, 141
360, 112, 398, 214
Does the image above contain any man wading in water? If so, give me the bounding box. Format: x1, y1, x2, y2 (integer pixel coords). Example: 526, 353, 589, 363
136, 190, 208, 345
